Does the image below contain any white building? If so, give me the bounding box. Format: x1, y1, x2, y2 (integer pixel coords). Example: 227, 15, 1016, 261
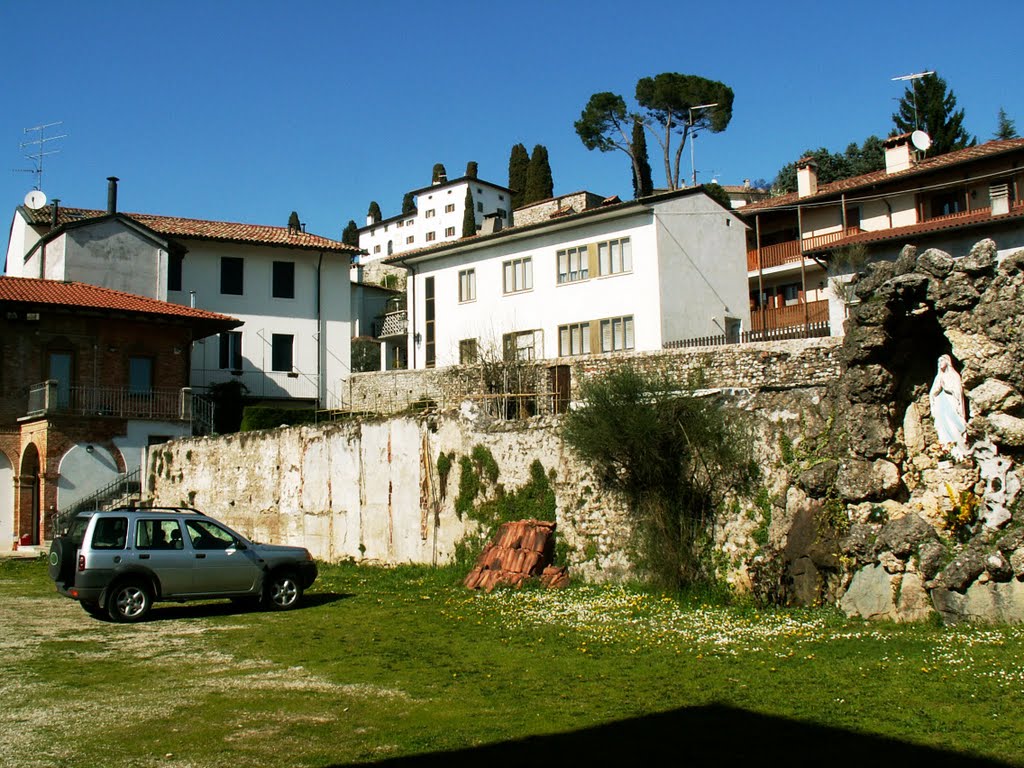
358, 171, 513, 263
4, 178, 359, 408
385, 188, 750, 369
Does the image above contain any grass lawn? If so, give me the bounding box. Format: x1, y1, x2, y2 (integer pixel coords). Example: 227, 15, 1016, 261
1, 557, 1022, 767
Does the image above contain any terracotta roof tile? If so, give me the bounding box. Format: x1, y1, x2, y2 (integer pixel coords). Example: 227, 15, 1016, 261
0, 276, 241, 326
464, 520, 564, 592
22, 206, 357, 254
741, 139, 1024, 214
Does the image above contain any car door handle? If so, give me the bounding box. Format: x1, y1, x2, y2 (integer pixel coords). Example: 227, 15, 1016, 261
139, 554, 150, 560
195, 553, 206, 559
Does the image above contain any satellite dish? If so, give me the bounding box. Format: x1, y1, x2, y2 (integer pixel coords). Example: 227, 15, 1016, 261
24, 190, 47, 210
911, 130, 932, 152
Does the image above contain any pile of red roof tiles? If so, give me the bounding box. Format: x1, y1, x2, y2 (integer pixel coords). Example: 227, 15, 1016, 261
464, 519, 569, 591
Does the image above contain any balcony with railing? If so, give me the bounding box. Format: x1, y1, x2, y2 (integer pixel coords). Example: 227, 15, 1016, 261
747, 227, 863, 271
24, 381, 211, 430
374, 309, 409, 340
749, 298, 830, 334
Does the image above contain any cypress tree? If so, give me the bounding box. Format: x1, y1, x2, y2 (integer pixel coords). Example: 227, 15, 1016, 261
508, 143, 530, 208
288, 211, 301, 231
401, 192, 415, 215
465, 161, 478, 179
631, 119, 654, 198
367, 201, 382, 223
462, 188, 476, 237
341, 220, 359, 247
524, 144, 553, 204
432, 163, 448, 183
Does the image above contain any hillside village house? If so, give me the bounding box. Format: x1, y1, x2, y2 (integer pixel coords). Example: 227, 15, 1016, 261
357, 171, 514, 265
739, 137, 1024, 336
4, 178, 360, 409
0, 276, 239, 546
383, 187, 749, 370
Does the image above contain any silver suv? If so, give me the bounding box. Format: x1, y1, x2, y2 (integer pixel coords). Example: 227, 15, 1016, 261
48, 506, 317, 622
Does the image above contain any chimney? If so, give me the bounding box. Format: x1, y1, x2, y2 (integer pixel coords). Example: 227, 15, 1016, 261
796, 158, 818, 198
991, 183, 1010, 216
51, 198, 60, 229
743, 179, 751, 190
366, 214, 374, 226
106, 176, 119, 214
480, 214, 502, 234
884, 133, 914, 174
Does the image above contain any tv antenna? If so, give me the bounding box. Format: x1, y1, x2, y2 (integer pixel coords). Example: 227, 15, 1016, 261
14, 121, 67, 191
891, 71, 935, 133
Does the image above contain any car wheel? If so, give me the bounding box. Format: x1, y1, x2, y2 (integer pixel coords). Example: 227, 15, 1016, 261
264, 571, 302, 610
48, 537, 75, 583
107, 580, 153, 622
80, 600, 107, 619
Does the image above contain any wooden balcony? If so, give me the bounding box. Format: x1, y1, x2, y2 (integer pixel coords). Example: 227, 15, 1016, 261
374, 310, 408, 340
749, 299, 830, 333
747, 227, 863, 271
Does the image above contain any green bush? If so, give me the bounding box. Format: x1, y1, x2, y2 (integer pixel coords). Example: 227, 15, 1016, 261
562, 365, 756, 588
240, 406, 317, 432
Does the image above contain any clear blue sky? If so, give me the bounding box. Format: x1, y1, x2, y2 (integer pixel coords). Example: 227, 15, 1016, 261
3, 0, 1022, 249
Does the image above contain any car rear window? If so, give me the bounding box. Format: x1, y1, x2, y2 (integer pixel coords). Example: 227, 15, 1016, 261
91, 517, 128, 550
67, 516, 91, 548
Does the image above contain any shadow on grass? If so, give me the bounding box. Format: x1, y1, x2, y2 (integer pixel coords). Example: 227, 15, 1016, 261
345, 703, 1011, 767
104, 591, 355, 623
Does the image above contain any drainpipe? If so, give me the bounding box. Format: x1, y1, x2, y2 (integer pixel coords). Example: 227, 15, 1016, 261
798, 205, 808, 333
316, 251, 324, 408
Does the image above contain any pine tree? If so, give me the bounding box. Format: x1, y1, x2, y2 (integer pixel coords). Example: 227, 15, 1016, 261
508, 143, 530, 208
341, 220, 359, 247
432, 163, 447, 183
367, 201, 382, 223
524, 144, 553, 204
465, 161, 478, 179
462, 188, 476, 237
892, 73, 974, 156
288, 211, 301, 231
995, 107, 1019, 140
631, 118, 654, 198
402, 192, 415, 215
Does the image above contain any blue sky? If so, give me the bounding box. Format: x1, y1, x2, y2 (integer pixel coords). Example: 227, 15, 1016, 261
3, 0, 1022, 249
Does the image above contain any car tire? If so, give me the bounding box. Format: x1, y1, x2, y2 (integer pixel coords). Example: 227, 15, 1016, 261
106, 579, 153, 622
80, 600, 107, 619
48, 537, 75, 583
264, 570, 302, 610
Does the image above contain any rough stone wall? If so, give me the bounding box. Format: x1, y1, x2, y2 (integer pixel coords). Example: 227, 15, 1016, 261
512, 192, 606, 228
346, 338, 842, 413
148, 413, 634, 579
764, 240, 1024, 623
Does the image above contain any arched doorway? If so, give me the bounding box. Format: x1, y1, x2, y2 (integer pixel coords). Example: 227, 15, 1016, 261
0, 451, 14, 548
19, 444, 41, 545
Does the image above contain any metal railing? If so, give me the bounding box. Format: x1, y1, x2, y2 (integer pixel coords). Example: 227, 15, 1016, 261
26, 382, 202, 423
749, 299, 830, 332
51, 467, 142, 535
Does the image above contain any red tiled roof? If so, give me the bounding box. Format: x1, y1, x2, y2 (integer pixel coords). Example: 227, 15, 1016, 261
0, 276, 241, 327
22, 206, 357, 254
741, 139, 1024, 214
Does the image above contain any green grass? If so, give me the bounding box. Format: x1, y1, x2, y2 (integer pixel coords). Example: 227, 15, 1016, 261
1, 557, 1022, 767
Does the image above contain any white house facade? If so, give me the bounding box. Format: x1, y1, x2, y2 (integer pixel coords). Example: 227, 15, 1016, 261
358, 174, 513, 263
387, 188, 750, 369
5, 179, 359, 408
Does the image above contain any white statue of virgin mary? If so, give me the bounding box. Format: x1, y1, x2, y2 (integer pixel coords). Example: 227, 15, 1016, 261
929, 354, 968, 459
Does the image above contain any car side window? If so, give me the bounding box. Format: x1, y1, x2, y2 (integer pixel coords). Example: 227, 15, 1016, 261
185, 520, 236, 551
136, 519, 184, 550
91, 517, 128, 550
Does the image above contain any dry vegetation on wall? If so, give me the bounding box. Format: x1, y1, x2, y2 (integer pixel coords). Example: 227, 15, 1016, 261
562, 366, 758, 589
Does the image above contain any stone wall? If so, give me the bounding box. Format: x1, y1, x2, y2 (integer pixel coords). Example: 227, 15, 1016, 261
512, 192, 607, 228
345, 337, 842, 414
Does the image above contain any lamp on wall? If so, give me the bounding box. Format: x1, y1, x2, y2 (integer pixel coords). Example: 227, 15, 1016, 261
86, 445, 94, 454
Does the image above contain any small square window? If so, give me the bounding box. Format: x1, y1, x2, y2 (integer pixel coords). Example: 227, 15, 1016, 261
220, 257, 243, 295
272, 261, 295, 299
271, 334, 293, 372
445, 203, 455, 213
426, 231, 436, 242
445, 226, 456, 237
406, 235, 415, 245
